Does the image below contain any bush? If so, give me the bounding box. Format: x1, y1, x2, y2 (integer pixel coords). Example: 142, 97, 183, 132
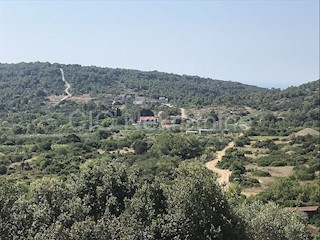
270, 161, 286, 166
235, 136, 251, 147
252, 169, 271, 177
40, 141, 52, 151
236, 201, 309, 240
0, 165, 7, 175
253, 140, 278, 151
132, 139, 149, 154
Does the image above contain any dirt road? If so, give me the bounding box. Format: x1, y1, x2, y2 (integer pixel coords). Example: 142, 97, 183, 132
206, 141, 234, 188
60, 68, 72, 102
206, 133, 244, 188
180, 108, 187, 119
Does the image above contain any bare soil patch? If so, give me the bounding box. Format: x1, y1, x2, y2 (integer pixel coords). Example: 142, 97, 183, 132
292, 128, 320, 137
47, 95, 65, 105
69, 94, 94, 103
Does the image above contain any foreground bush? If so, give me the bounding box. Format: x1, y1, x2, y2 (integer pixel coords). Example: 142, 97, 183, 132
0, 161, 312, 240
236, 201, 310, 240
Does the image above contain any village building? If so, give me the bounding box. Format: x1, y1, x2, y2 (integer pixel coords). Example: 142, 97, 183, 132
185, 130, 199, 134
290, 206, 319, 219
138, 116, 158, 125
199, 129, 215, 134
133, 96, 146, 105
159, 96, 169, 104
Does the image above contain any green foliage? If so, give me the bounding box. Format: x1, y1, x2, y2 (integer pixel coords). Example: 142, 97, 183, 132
236, 201, 310, 240
217, 148, 249, 171
230, 171, 260, 188
139, 108, 154, 116
253, 139, 279, 151
151, 133, 204, 160
256, 177, 320, 207
235, 135, 251, 147
247, 80, 320, 133
0, 62, 266, 115
0, 62, 318, 239
132, 139, 149, 154
251, 169, 271, 177
163, 163, 247, 240
0, 164, 7, 175
251, 135, 319, 182
40, 141, 52, 151
96, 130, 111, 140
0, 162, 248, 239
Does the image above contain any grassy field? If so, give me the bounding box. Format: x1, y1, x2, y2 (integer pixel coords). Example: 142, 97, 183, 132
237, 135, 310, 196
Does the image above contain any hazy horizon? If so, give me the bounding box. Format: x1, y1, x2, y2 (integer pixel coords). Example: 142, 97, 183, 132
0, 1, 319, 89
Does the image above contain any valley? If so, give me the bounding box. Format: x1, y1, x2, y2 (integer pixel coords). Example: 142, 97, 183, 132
0, 62, 319, 239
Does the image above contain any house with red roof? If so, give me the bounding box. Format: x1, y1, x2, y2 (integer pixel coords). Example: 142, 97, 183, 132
138, 116, 158, 125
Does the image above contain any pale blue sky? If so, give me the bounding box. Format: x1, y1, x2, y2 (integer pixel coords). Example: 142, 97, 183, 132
0, 1, 319, 88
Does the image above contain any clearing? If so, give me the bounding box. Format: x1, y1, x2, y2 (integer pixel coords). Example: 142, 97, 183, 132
242, 164, 294, 197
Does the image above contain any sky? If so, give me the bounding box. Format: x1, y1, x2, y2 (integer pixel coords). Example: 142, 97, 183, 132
0, 1, 319, 89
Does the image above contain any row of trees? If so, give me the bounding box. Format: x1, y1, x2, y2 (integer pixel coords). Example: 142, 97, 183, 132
0, 161, 311, 240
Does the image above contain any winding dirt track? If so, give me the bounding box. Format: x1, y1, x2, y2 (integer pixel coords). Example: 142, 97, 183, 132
180, 108, 187, 119
206, 141, 234, 188
60, 68, 72, 102
206, 132, 244, 188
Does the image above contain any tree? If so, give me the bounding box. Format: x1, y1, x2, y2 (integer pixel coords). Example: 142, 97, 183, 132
116, 181, 166, 239
132, 139, 149, 154
140, 108, 154, 116
152, 133, 203, 159
236, 201, 310, 240
96, 130, 111, 140
0, 165, 7, 175
40, 141, 52, 151
66, 134, 81, 143
163, 163, 247, 240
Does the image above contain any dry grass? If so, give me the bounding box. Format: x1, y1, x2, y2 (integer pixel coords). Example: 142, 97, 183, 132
47, 95, 65, 105
242, 164, 294, 197
292, 128, 320, 137
240, 137, 296, 197
69, 94, 94, 103
47, 94, 94, 105
244, 106, 261, 116
238, 143, 268, 159
246, 164, 294, 177
242, 187, 264, 197
250, 136, 289, 141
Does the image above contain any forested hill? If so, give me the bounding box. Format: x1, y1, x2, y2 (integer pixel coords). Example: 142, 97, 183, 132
0, 62, 318, 112
0, 62, 266, 111
245, 80, 320, 133
243, 80, 320, 111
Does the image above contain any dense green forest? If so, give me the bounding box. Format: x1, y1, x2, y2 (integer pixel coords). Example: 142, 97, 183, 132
0, 62, 266, 111
0, 62, 318, 133
0, 62, 319, 239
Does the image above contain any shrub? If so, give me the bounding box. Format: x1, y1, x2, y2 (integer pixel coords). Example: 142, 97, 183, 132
236, 201, 310, 240
0, 165, 7, 175
252, 169, 271, 177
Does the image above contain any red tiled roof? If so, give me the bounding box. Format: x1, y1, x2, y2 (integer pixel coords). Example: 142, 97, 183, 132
290, 206, 319, 212
140, 116, 156, 121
